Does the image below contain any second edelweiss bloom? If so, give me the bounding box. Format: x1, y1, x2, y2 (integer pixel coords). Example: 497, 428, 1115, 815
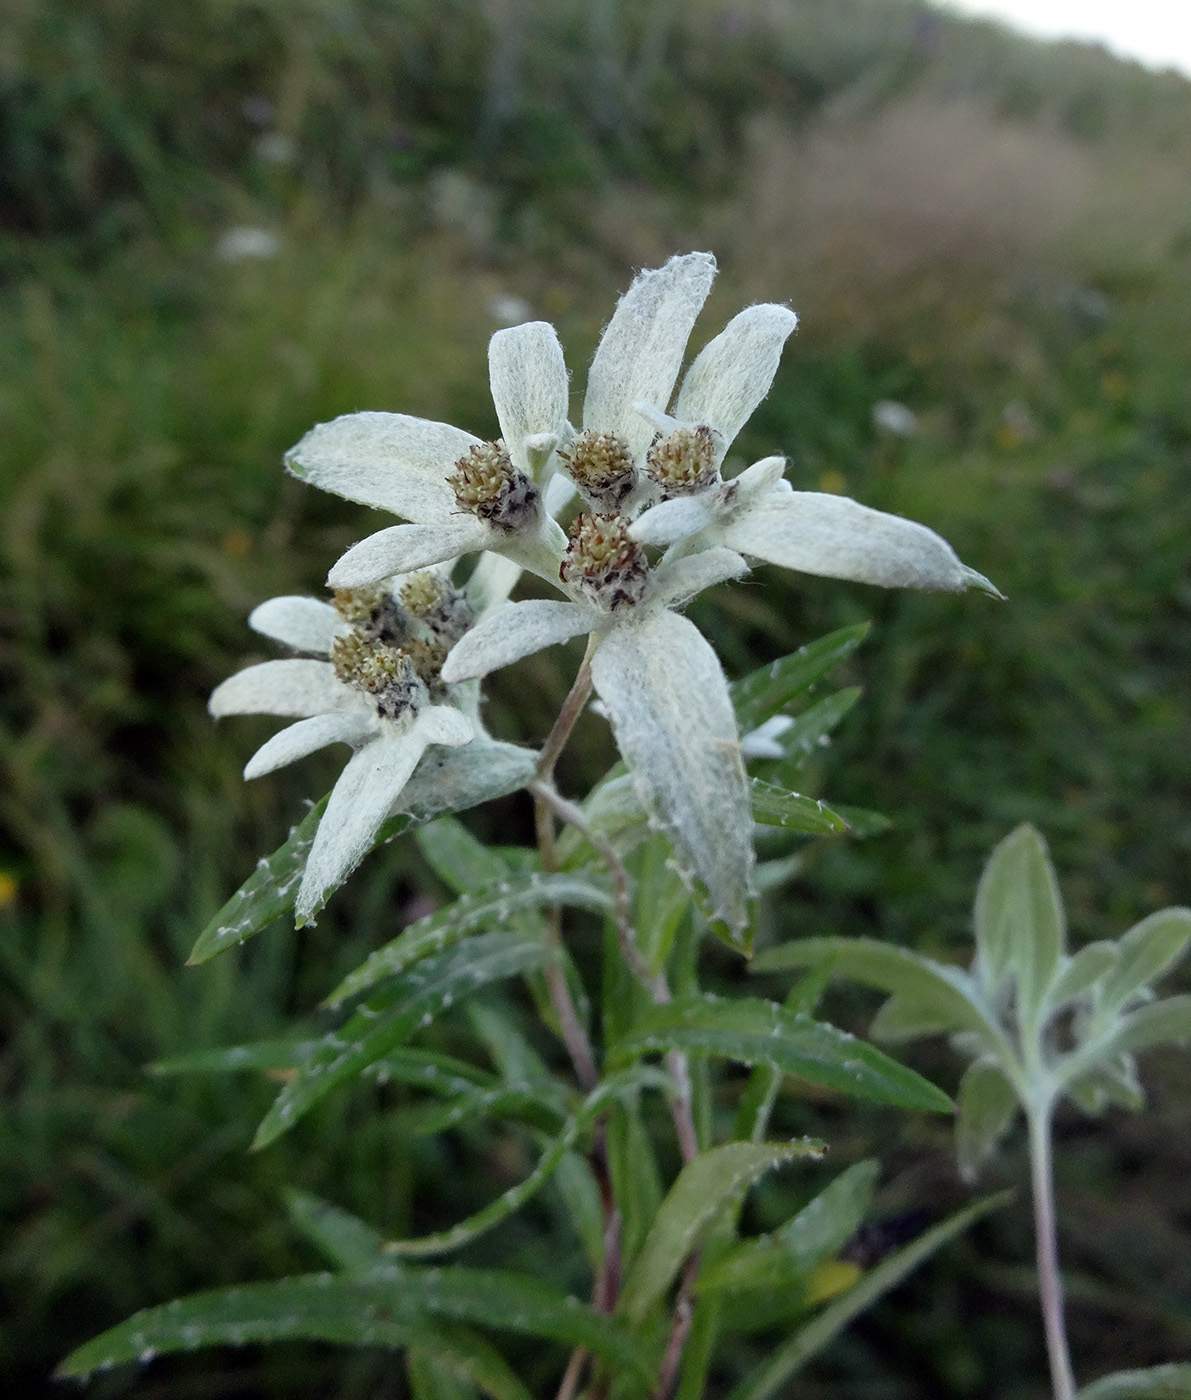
284, 321, 572, 589
209, 574, 477, 924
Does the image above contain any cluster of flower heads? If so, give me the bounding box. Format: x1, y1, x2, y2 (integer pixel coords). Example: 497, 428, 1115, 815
216, 252, 997, 938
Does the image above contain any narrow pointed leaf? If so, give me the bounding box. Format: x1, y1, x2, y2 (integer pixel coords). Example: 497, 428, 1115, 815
285, 1190, 387, 1272
416, 815, 510, 894
189, 798, 328, 963
618, 1140, 824, 1326
1099, 909, 1191, 1015
974, 824, 1064, 1025
955, 1060, 1019, 1183
1045, 943, 1119, 1013
610, 995, 954, 1113
768, 689, 863, 767
1112, 995, 1191, 1054
749, 780, 849, 834
1078, 1364, 1191, 1399
731, 625, 869, 731
698, 1160, 880, 1295
725, 1192, 1014, 1400
326, 872, 612, 1007
752, 937, 998, 1046
254, 933, 552, 1149
58, 1266, 653, 1383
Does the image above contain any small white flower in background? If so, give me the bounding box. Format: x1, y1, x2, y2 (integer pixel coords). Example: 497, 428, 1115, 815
209, 572, 477, 924
215, 226, 280, 263
872, 399, 918, 438
487, 293, 535, 327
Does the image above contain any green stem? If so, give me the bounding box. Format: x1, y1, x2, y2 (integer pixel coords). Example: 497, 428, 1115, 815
1027, 1104, 1076, 1400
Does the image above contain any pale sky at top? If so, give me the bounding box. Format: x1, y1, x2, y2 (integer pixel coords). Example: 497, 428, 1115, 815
935, 1, 1191, 80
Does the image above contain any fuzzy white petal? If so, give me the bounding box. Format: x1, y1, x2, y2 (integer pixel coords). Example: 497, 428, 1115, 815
328, 519, 487, 588
297, 734, 429, 923
413, 704, 474, 748
630, 494, 716, 547
441, 599, 596, 683
720, 492, 997, 593
248, 596, 341, 655
650, 547, 749, 610
544, 469, 576, 518
590, 609, 754, 945
674, 304, 797, 454
284, 412, 479, 523
209, 660, 360, 718
489, 322, 569, 477
583, 252, 717, 464
243, 712, 375, 779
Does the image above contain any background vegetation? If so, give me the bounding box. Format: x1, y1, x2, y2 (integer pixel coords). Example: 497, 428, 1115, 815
2, 0, 1189, 1395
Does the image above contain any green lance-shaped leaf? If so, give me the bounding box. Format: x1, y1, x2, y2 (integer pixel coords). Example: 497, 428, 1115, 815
1078, 1364, 1191, 1399
955, 1060, 1019, 1184
57, 1265, 652, 1385
189, 742, 537, 964
383, 1067, 671, 1259
752, 936, 1001, 1049
397, 1081, 571, 1139
285, 1190, 388, 1272
416, 814, 511, 894
731, 623, 870, 731
974, 823, 1065, 1026
1044, 943, 1119, 1015
189, 797, 328, 964
748, 779, 849, 834
612, 994, 953, 1114
724, 1191, 1013, 1400
254, 932, 551, 1149
698, 1160, 880, 1295
325, 872, 612, 1008
1097, 909, 1191, 1018
617, 1140, 825, 1327
1110, 995, 1191, 1055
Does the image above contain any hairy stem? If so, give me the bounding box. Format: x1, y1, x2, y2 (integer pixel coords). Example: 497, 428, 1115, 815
1028, 1105, 1076, 1400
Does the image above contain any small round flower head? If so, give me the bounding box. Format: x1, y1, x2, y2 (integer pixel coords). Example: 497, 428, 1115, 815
559, 429, 638, 511
448, 441, 541, 532
332, 633, 424, 720
333, 583, 411, 647
400, 571, 474, 644
644, 424, 718, 499
560, 512, 649, 612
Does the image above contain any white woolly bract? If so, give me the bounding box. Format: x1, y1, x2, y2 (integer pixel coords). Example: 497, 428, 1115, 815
248, 596, 340, 655
209, 659, 366, 719
285, 412, 477, 523
720, 492, 995, 593
590, 609, 755, 944
488, 322, 569, 477
328, 518, 485, 589
673, 304, 798, 458
244, 712, 374, 779
441, 598, 597, 683
583, 253, 717, 465
650, 548, 749, 611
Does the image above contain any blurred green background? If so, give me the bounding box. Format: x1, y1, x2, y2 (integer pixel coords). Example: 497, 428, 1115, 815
2, 0, 1190, 1395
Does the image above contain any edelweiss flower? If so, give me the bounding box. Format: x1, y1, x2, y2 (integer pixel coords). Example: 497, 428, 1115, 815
284, 322, 571, 589
441, 253, 998, 947
209, 575, 477, 924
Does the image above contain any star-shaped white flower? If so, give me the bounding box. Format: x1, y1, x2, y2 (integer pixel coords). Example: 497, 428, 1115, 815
284, 321, 571, 590
209, 584, 475, 924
